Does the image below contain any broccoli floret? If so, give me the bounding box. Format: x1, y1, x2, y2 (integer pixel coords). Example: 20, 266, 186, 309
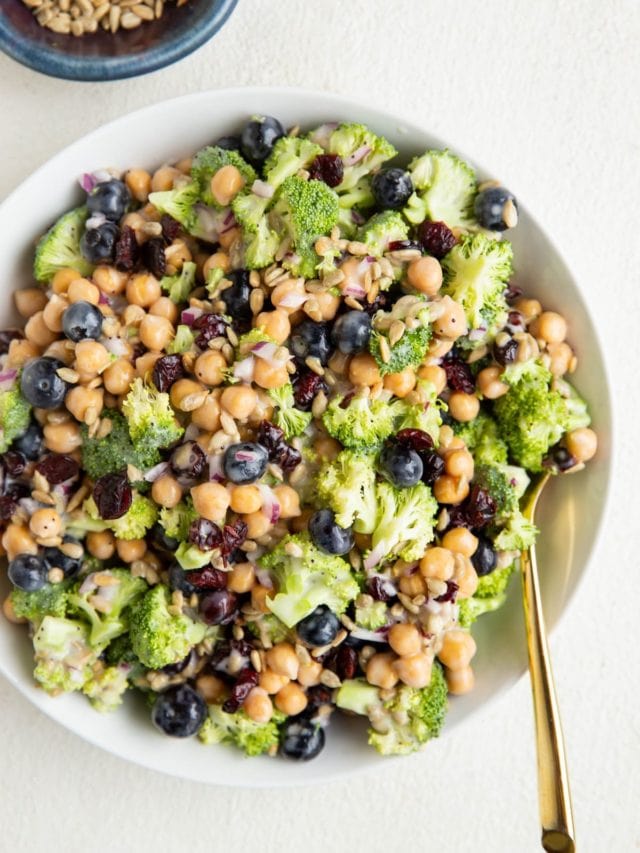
81, 493, 158, 541
236, 327, 277, 354
453, 410, 508, 466
355, 211, 409, 256
369, 326, 432, 377
315, 449, 378, 533
199, 705, 285, 756
370, 481, 438, 565
81, 409, 161, 480
270, 176, 339, 278
264, 136, 324, 189
243, 216, 281, 269
322, 394, 396, 451
403, 149, 477, 229
392, 382, 443, 445
149, 181, 201, 233
472, 464, 537, 551
167, 325, 195, 354
32, 616, 97, 695
122, 378, 184, 455
175, 541, 216, 569
190, 146, 256, 207
335, 678, 381, 715
129, 584, 207, 670
258, 533, 359, 627
82, 663, 130, 713
68, 568, 147, 647
245, 613, 292, 646
458, 564, 516, 627
355, 599, 388, 631
33, 206, 94, 282
232, 191, 271, 231
0, 385, 32, 453
267, 383, 312, 439
493, 512, 538, 551
160, 261, 197, 304
159, 498, 198, 541
473, 464, 521, 517
11, 581, 71, 625
324, 123, 398, 191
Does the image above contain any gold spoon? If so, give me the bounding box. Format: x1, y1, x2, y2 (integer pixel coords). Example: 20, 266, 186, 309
521, 472, 576, 852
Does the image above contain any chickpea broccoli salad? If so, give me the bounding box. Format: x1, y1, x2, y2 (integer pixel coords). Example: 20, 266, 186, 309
0, 115, 598, 761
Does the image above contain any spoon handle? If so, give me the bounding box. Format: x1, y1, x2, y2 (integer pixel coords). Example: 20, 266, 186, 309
521, 543, 576, 853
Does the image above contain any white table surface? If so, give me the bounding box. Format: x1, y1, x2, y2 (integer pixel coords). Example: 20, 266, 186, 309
0, 1, 637, 851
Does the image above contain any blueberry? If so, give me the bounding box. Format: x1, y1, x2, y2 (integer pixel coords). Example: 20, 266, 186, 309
221, 270, 252, 325
474, 186, 518, 231
309, 509, 354, 556
215, 135, 242, 151
331, 311, 371, 354
20, 357, 68, 409
151, 684, 207, 738
8, 554, 48, 591
297, 605, 340, 647
80, 221, 119, 264
87, 179, 131, 222
280, 716, 325, 761
240, 115, 285, 165
471, 538, 498, 577
380, 442, 423, 488
420, 450, 445, 486
11, 419, 44, 460
290, 320, 331, 365
223, 442, 269, 484
43, 537, 82, 580
371, 168, 413, 210
150, 524, 179, 554
168, 562, 197, 595
200, 589, 238, 626
62, 301, 103, 342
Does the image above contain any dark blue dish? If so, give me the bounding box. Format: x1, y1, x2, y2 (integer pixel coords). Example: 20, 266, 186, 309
0, 0, 238, 82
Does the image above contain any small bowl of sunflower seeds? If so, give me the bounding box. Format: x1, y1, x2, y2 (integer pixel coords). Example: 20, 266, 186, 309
0, 0, 237, 81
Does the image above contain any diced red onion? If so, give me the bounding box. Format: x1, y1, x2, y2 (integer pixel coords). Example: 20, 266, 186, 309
144, 461, 171, 483
233, 356, 255, 382
79, 573, 98, 596
468, 328, 487, 341
278, 290, 308, 309
208, 454, 225, 482
258, 484, 281, 524
350, 626, 388, 642
103, 337, 128, 356
252, 180, 275, 199
284, 252, 301, 267
181, 307, 203, 326
0, 368, 17, 391
364, 540, 388, 570
343, 145, 372, 167
79, 173, 97, 193
255, 567, 274, 589
194, 204, 224, 242
342, 282, 367, 299
351, 209, 366, 225
308, 122, 338, 148
357, 257, 374, 275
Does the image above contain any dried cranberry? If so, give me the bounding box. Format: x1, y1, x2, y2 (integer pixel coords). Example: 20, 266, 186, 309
0, 495, 17, 521
387, 239, 423, 253
435, 580, 458, 603
421, 450, 445, 485
416, 221, 457, 259
323, 645, 358, 680
493, 337, 518, 366
308, 154, 344, 188
192, 313, 228, 349
442, 352, 475, 394
361, 290, 392, 316
3, 482, 29, 501
141, 237, 166, 278
0, 329, 23, 355
152, 354, 185, 393
114, 225, 139, 272
35, 453, 79, 485
188, 518, 224, 551
504, 283, 523, 304
256, 420, 302, 472
257, 419, 285, 452
396, 428, 434, 453
210, 639, 254, 672
507, 311, 525, 333
449, 485, 496, 530
132, 341, 146, 361
366, 576, 395, 602
93, 470, 132, 520
306, 685, 334, 710
185, 566, 227, 590
293, 371, 328, 411
160, 214, 181, 244
200, 589, 238, 626
222, 667, 259, 713
161, 652, 193, 675
171, 441, 207, 480
2, 451, 26, 478
221, 519, 248, 556
276, 444, 302, 473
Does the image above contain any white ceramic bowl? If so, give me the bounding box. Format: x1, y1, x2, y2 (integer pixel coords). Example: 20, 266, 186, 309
0, 88, 612, 787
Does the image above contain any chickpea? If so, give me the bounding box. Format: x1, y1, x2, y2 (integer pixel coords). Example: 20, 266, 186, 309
448, 391, 480, 422
314, 435, 341, 462
366, 652, 399, 689
243, 510, 272, 539
253, 359, 289, 390
43, 421, 82, 454
195, 673, 226, 704
383, 367, 416, 398
14, 287, 47, 317
2, 524, 38, 560
394, 653, 433, 688
530, 311, 567, 344
271, 280, 306, 314
477, 365, 509, 400
210, 165, 245, 207
547, 341, 573, 377
565, 427, 598, 463
290, 507, 313, 535
255, 310, 291, 344
29, 509, 62, 539
191, 350, 224, 387
438, 629, 477, 671
244, 687, 274, 723
218, 226, 241, 251
136, 352, 162, 380
433, 474, 469, 505
388, 623, 422, 657
514, 297, 542, 324
191, 394, 221, 432
151, 475, 183, 509
52, 267, 81, 295
86, 530, 115, 560
265, 643, 299, 680
444, 448, 474, 479
399, 572, 426, 597
230, 485, 262, 515
67, 278, 100, 305
123, 304, 146, 329
191, 482, 230, 523
407, 256, 443, 296
125, 168, 152, 203
349, 353, 381, 386
164, 240, 192, 274
446, 665, 475, 695
25, 311, 58, 347
7, 339, 41, 368
428, 338, 454, 360
170, 378, 208, 412
433, 296, 467, 340
103, 359, 135, 395
65, 386, 104, 424
75, 340, 110, 375
151, 165, 181, 192
44, 340, 73, 365
220, 385, 257, 420
275, 682, 308, 716
297, 660, 323, 687
139, 315, 174, 352
92, 266, 127, 296
227, 562, 256, 594
203, 251, 230, 277
417, 364, 447, 395
273, 485, 300, 519
3, 595, 27, 625
116, 539, 147, 563
315, 289, 341, 320
453, 554, 479, 599
419, 547, 455, 581
441, 527, 478, 557
175, 157, 192, 175
149, 296, 179, 324
328, 350, 349, 376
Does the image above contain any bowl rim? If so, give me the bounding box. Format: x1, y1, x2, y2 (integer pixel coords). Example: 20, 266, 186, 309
0, 0, 238, 82
0, 86, 615, 786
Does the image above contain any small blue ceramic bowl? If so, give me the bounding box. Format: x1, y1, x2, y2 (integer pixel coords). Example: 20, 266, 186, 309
0, 0, 237, 81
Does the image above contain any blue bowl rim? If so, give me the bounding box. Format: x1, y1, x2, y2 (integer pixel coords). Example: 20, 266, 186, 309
0, 0, 238, 82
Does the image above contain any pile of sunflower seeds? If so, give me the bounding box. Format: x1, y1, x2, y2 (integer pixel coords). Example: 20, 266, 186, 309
21, 0, 187, 37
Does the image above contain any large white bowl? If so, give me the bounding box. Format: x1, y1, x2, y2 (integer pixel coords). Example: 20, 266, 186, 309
0, 88, 612, 787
